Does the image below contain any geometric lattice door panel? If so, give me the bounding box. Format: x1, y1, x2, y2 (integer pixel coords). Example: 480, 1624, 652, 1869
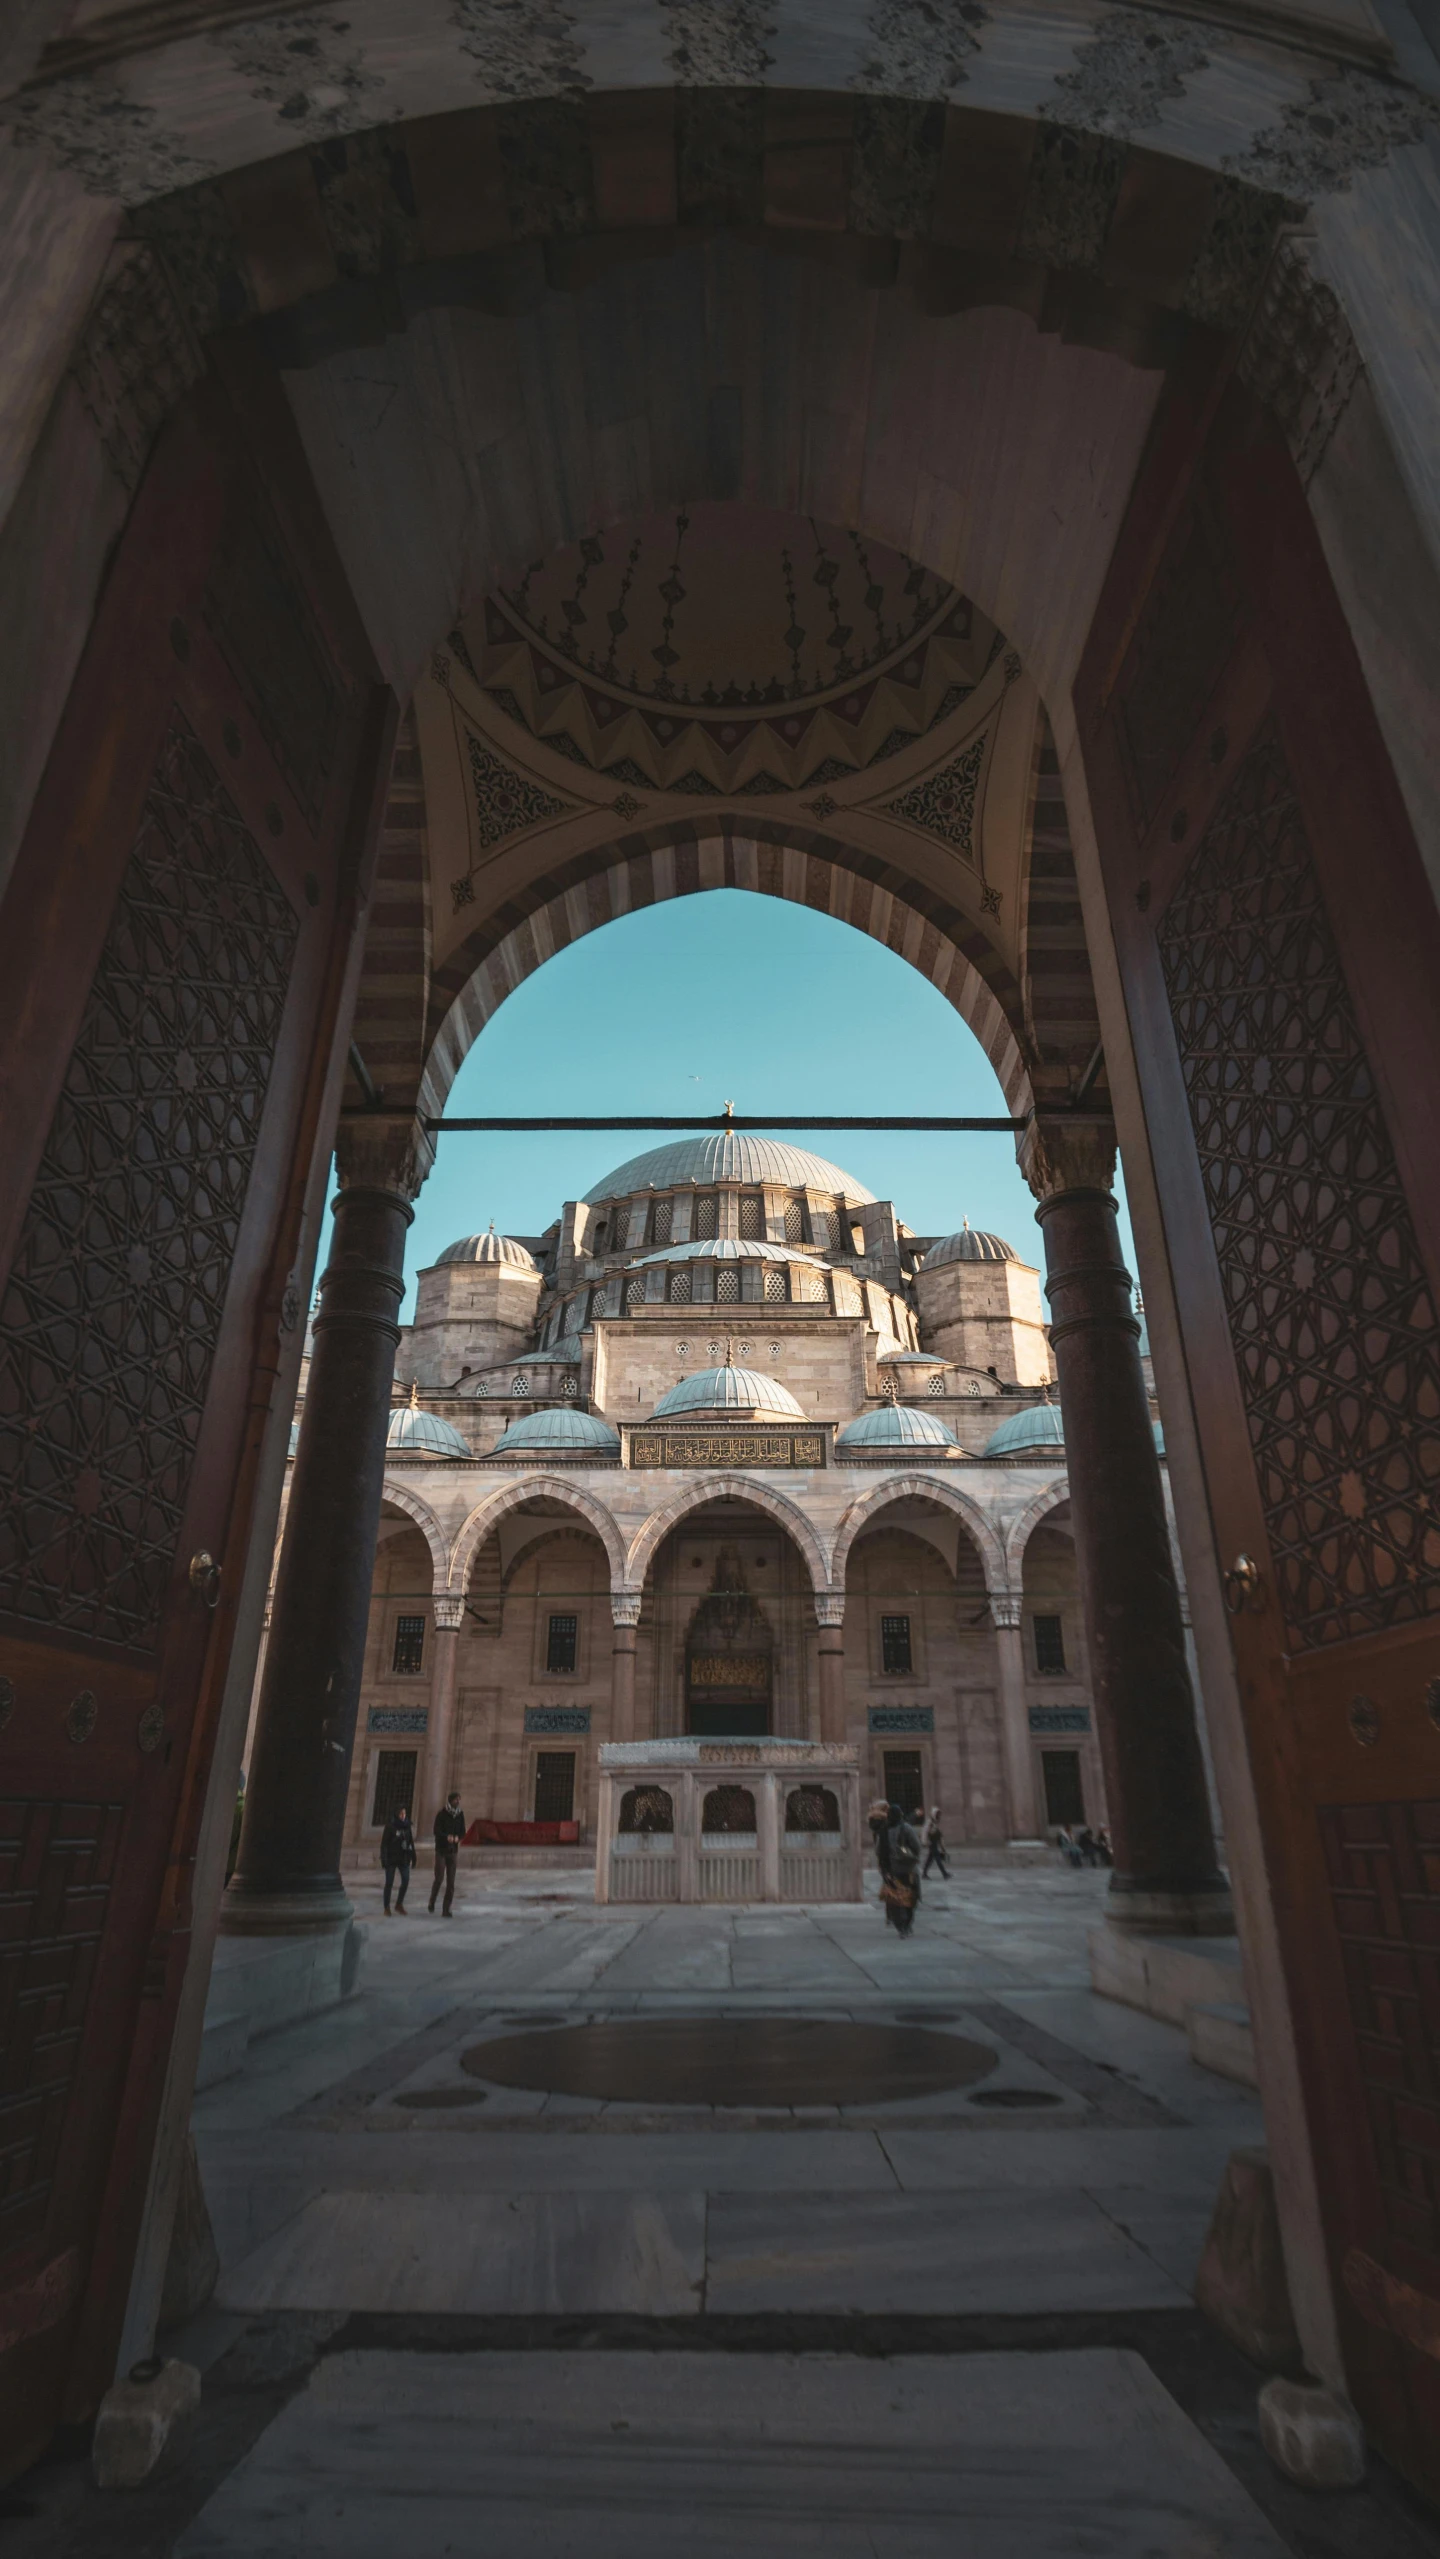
1157, 720, 1440, 1651
1321, 1801, 1440, 2260
0, 713, 298, 1649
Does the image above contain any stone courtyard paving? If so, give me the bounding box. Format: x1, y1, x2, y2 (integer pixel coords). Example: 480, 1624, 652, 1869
11, 1868, 1440, 2557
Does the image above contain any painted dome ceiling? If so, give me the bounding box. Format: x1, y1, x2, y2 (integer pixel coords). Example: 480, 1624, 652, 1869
452, 503, 1004, 801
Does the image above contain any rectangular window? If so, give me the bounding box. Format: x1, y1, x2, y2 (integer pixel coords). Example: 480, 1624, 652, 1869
372, 1749, 418, 1826
739, 1193, 764, 1238
547, 1612, 579, 1674
882, 1750, 924, 1817
1041, 1749, 1085, 1827
694, 1193, 718, 1238
881, 1614, 912, 1673
534, 1751, 576, 1822
392, 1614, 425, 1674
1033, 1613, 1067, 1673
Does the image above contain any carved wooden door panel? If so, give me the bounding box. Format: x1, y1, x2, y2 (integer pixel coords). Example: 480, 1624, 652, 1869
0, 368, 387, 2469
1078, 356, 1440, 2495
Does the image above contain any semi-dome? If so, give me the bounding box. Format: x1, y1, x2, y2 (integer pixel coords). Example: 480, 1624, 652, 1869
434, 1225, 537, 1269
584, 1134, 875, 1205
836, 1405, 959, 1452
652, 1366, 804, 1420
984, 1402, 1065, 1457
386, 1401, 471, 1457
921, 1221, 1018, 1269
491, 1408, 621, 1455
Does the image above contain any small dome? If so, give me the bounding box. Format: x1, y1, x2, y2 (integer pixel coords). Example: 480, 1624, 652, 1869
653, 1366, 803, 1420
985, 1402, 1065, 1457
836, 1404, 959, 1452
386, 1401, 470, 1457
921, 1222, 1019, 1270
434, 1225, 537, 1270
877, 1349, 941, 1366
513, 1343, 582, 1363
491, 1408, 620, 1456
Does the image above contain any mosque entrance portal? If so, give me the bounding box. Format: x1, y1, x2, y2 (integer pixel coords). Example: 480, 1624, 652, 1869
684, 1546, 774, 1738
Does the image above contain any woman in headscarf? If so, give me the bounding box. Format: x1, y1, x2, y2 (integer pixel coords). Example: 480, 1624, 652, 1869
876, 1799, 921, 1934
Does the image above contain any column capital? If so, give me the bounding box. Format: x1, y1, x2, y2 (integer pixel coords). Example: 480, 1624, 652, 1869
989, 1590, 1024, 1630
814, 1591, 845, 1629
334, 1110, 434, 1201
432, 1593, 466, 1632
1019, 1112, 1117, 1203
612, 1591, 643, 1629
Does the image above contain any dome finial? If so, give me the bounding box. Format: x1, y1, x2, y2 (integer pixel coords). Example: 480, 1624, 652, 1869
723, 1097, 735, 1122
409, 1380, 419, 1409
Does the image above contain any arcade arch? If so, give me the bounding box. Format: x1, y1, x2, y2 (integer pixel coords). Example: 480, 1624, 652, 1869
448, 1474, 629, 1600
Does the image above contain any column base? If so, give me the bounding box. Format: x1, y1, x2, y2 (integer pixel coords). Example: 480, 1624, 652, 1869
218, 1882, 354, 1938
1102, 1882, 1235, 1937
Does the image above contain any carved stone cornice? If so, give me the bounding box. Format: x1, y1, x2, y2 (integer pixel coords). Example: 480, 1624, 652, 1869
1019, 1113, 1118, 1202
70, 240, 201, 497
334, 1110, 435, 1201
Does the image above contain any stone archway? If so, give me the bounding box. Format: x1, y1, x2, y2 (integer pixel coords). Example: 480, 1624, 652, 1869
1002, 1479, 1074, 1593
625, 1473, 831, 1602
378, 1477, 451, 1595
832, 1472, 1009, 1606
448, 1474, 629, 1599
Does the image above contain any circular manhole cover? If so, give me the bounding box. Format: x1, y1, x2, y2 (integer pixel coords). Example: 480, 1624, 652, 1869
459, 2018, 998, 2107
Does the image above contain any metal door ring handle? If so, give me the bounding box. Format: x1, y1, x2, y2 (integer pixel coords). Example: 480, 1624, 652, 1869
189, 1551, 222, 1610
1223, 1553, 1263, 1616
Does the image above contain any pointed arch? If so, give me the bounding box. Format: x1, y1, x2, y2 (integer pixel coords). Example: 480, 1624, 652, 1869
447, 1475, 628, 1597
379, 1476, 450, 1595
832, 1473, 1009, 1603
1002, 1477, 1073, 1587
625, 1475, 830, 1599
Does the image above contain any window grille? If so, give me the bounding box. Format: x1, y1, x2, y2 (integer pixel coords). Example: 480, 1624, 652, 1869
626, 1275, 646, 1306
547, 1612, 578, 1673
739, 1194, 763, 1239
927, 1371, 945, 1396
716, 1266, 740, 1301
763, 1266, 787, 1303
881, 1750, 924, 1817
534, 1751, 576, 1822
560, 1373, 578, 1397
512, 1374, 530, 1395
881, 1613, 913, 1673
372, 1749, 418, 1826
783, 1198, 806, 1243
694, 1193, 718, 1238
392, 1614, 425, 1674
669, 1267, 692, 1302
1033, 1613, 1067, 1673
651, 1196, 673, 1245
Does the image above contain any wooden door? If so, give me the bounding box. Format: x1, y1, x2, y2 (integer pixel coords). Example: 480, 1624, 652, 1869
0, 360, 389, 2470
1078, 351, 1440, 2494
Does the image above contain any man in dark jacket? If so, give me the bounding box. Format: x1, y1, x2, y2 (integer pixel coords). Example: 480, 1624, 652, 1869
380, 1805, 416, 1914
429, 1791, 466, 1915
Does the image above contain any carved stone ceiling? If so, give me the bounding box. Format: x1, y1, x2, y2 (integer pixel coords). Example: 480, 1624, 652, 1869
416, 501, 1041, 976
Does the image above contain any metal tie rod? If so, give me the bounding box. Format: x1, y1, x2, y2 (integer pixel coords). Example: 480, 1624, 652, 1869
425, 1113, 1028, 1132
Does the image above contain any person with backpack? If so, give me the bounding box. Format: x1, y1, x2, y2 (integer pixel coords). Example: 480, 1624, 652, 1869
428, 1790, 466, 1915
880, 1800, 922, 1935
380, 1804, 416, 1914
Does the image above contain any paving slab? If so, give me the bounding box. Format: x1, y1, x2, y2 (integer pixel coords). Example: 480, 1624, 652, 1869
176, 2347, 1289, 2558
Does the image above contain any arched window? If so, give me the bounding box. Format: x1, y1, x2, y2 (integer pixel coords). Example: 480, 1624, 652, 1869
618, 1786, 674, 1834
786, 1785, 840, 1832
702, 1785, 756, 1833
651, 1196, 673, 1245
739, 1193, 764, 1238
783, 1197, 807, 1243
763, 1266, 787, 1303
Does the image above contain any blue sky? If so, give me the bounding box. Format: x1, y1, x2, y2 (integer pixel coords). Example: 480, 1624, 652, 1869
340, 890, 1133, 1321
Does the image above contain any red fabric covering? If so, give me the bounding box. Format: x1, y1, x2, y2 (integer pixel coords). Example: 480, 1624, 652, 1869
463, 1820, 580, 1846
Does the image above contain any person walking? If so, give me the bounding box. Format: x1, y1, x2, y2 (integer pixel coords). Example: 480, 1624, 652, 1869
428, 1790, 466, 1915
380, 1805, 416, 1914
921, 1805, 950, 1881
880, 1800, 922, 1936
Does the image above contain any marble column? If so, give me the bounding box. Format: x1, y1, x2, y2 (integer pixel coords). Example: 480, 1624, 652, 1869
423, 1595, 466, 1821
223, 1114, 431, 1937
610, 1593, 641, 1742
756, 1771, 782, 1902
815, 1593, 846, 1743
1023, 1115, 1231, 1934
991, 1594, 1042, 1841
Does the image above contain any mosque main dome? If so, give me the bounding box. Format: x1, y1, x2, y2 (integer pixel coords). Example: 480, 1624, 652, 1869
584, 1134, 875, 1204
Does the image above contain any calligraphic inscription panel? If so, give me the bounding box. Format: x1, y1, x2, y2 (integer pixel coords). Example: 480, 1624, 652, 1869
1320, 1800, 1440, 2257
630, 1430, 825, 1469
1157, 722, 1440, 1649
0, 714, 299, 1648
689, 1655, 770, 1691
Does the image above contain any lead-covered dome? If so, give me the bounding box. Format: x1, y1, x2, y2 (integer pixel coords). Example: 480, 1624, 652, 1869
491, 1408, 620, 1456
387, 1402, 470, 1457
584, 1134, 874, 1204
434, 1225, 537, 1269
836, 1405, 959, 1453
985, 1402, 1065, 1457
652, 1366, 803, 1420
921, 1222, 1018, 1269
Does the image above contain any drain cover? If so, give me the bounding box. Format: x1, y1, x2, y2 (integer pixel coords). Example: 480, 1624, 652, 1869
970, 2087, 1062, 2109
460, 2018, 997, 2108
